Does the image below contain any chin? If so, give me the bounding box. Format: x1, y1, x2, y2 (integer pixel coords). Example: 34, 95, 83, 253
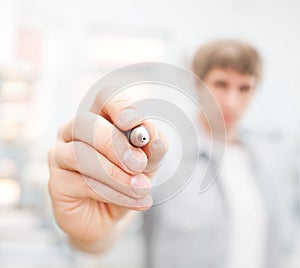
225, 122, 237, 133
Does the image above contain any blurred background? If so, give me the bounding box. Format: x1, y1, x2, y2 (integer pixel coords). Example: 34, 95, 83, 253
0, 0, 299, 267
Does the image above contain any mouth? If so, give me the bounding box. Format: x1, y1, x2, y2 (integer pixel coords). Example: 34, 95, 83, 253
222, 114, 237, 126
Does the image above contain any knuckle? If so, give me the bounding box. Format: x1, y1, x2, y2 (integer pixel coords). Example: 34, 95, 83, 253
47, 167, 60, 197
53, 142, 77, 170
48, 176, 55, 196
64, 142, 78, 169
110, 128, 123, 152
48, 146, 59, 168
106, 96, 131, 119
95, 91, 104, 108
102, 131, 113, 152
48, 148, 54, 162
57, 118, 75, 142
68, 119, 75, 139
109, 164, 130, 187
102, 127, 124, 158
47, 170, 62, 200
110, 163, 122, 180
57, 126, 64, 140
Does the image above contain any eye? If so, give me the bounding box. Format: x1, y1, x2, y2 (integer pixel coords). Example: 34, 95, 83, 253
240, 85, 251, 93
214, 80, 228, 89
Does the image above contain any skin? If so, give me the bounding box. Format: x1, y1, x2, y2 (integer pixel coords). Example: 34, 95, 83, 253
48, 92, 168, 252
48, 67, 257, 253
199, 67, 257, 142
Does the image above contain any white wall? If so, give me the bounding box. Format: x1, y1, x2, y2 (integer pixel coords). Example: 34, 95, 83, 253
13, 0, 300, 141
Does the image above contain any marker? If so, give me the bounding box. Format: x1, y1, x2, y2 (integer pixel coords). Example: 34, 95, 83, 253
125, 125, 150, 148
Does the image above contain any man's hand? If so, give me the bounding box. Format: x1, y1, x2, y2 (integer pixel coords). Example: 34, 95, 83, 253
48, 92, 167, 251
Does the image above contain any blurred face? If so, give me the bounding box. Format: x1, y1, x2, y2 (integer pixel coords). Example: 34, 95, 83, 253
202, 67, 257, 132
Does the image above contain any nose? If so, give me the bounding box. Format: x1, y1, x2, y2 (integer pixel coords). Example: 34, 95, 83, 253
223, 88, 240, 109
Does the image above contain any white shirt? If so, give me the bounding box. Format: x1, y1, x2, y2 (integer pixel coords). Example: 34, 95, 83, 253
220, 142, 267, 268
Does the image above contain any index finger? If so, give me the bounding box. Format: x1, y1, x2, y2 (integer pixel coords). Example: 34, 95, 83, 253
90, 90, 143, 131
89, 88, 168, 170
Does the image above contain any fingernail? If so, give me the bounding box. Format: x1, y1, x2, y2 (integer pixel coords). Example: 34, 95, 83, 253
123, 149, 147, 171
118, 107, 140, 125
130, 174, 151, 196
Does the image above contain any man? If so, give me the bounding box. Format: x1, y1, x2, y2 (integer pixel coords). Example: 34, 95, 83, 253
48, 39, 297, 267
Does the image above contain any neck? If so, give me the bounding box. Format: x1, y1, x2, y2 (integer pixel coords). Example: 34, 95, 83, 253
198, 113, 237, 144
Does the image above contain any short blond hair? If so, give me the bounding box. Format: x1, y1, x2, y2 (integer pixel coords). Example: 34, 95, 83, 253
192, 39, 262, 82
